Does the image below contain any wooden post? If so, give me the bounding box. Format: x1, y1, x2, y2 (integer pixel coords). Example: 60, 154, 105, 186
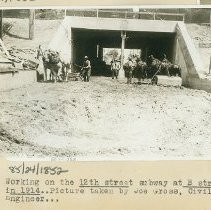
96, 44, 99, 58
210, 10, 211, 27
0, 39, 11, 58
29, 9, 35, 40
0, 10, 3, 40
121, 31, 126, 63
125, 11, 127, 19
119, 31, 126, 79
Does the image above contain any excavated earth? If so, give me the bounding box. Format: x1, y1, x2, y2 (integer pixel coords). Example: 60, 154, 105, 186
0, 77, 211, 160
0, 19, 211, 160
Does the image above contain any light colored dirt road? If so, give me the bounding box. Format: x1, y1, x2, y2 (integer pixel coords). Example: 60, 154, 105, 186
0, 77, 211, 160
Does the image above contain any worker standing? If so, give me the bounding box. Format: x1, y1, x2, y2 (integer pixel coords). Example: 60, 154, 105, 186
81, 56, 91, 82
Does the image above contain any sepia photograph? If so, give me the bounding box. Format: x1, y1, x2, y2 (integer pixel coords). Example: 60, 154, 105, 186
0, 7, 211, 161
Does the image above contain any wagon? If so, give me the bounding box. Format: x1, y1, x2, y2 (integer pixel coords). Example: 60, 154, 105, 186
67, 72, 82, 81
137, 76, 158, 85
135, 68, 159, 85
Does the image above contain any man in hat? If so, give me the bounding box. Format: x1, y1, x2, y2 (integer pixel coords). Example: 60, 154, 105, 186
110, 58, 121, 79
81, 56, 91, 82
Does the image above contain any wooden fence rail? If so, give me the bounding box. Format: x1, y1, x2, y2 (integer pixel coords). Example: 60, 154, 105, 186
65, 9, 185, 21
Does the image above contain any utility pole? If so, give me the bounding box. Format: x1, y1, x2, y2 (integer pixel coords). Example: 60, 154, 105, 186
29, 9, 35, 40
0, 10, 3, 40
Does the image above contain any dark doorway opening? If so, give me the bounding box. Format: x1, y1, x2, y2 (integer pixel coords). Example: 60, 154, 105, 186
71, 28, 176, 76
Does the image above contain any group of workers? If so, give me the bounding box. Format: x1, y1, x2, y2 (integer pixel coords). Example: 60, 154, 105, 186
80, 55, 139, 83
36, 44, 136, 83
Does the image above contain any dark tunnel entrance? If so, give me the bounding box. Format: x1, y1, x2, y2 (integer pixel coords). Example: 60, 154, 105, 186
71, 28, 176, 76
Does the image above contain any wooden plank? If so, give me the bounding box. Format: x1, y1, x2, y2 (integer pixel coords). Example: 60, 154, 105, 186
67, 9, 185, 21
0, 10, 2, 40
210, 10, 211, 27
0, 68, 18, 73
0, 38, 11, 59
29, 9, 35, 40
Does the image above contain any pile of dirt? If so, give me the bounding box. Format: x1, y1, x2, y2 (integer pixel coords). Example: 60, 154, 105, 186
3, 18, 62, 49
186, 24, 211, 72
187, 24, 211, 42
0, 77, 211, 160
2, 18, 62, 71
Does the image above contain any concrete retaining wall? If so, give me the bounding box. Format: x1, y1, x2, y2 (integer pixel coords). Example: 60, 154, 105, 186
48, 16, 211, 93
175, 22, 211, 92
187, 77, 211, 92
0, 70, 37, 91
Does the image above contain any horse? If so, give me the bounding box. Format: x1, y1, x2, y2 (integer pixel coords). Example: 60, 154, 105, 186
42, 50, 63, 83
36, 47, 70, 82
123, 59, 136, 84
160, 55, 181, 77
160, 59, 171, 76
168, 64, 181, 77
134, 58, 148, 84
60, 60, 72, 82
147, 55, 162, 78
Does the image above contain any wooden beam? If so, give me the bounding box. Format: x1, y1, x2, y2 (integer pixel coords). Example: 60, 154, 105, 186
210, 10, 211, 27
0, 10, 3, 40
29, 9, 35, 40
0, 38, 11, 58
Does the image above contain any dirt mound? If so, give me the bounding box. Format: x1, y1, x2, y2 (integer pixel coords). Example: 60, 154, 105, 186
186, 24, 211, 72
0, 77, 211, 160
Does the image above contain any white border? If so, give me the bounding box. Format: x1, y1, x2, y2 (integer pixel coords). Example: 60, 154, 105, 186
0, 5, 211, 9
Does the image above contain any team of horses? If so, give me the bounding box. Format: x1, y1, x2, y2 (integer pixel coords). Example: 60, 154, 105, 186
124, 54, 181, 84
36, 47, 181, 84
36, 48, 71, 83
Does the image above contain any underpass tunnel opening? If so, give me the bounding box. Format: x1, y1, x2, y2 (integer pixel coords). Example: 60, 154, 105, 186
71, 28, 177, 76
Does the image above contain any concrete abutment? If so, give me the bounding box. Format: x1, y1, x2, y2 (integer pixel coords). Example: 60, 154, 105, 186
48, 16, 210, 92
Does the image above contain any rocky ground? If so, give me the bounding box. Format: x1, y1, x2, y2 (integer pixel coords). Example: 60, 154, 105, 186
0, 77, 211, 160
